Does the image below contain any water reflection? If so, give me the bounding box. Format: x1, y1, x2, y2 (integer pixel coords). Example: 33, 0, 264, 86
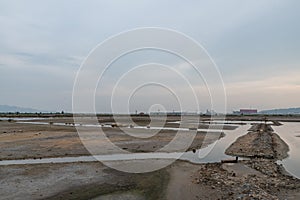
273, 123, 300, 179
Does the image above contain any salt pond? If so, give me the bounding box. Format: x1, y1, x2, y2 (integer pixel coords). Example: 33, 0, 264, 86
1, 118, 300, 179
0, 125, 250, 165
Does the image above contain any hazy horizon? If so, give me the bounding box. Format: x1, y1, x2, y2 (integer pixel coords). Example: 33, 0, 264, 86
1, 1, 299, 113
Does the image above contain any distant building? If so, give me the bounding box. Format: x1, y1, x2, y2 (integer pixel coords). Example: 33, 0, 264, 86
233, 111, 241, 115
205, 109, 217, 116
232, 109, 258, 115
239, 109, 258, 115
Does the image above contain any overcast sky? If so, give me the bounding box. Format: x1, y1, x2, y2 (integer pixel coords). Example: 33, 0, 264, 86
0, 1, 299, 113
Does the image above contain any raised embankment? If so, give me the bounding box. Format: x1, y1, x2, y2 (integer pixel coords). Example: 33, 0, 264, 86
226, 123, 289, 160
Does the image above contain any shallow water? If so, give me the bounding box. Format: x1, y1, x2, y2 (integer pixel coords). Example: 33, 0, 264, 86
169, 120, 272, 125
15, 121, 226, 132
195, 125, 251, 162
273, 123, 300, 179
0, 117, 49, 121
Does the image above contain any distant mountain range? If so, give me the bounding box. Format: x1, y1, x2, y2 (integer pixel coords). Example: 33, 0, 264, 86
0, 105, 44, 113
260, 107, 300, 115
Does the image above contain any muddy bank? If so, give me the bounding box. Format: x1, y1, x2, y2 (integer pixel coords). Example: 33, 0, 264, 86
225, 124, 289, 160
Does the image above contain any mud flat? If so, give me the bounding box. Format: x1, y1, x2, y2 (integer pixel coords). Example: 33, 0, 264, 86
0, 161, 169, 200
1, 116, 300, 199
0, 120, 224, 160
2, 159, 300, 200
